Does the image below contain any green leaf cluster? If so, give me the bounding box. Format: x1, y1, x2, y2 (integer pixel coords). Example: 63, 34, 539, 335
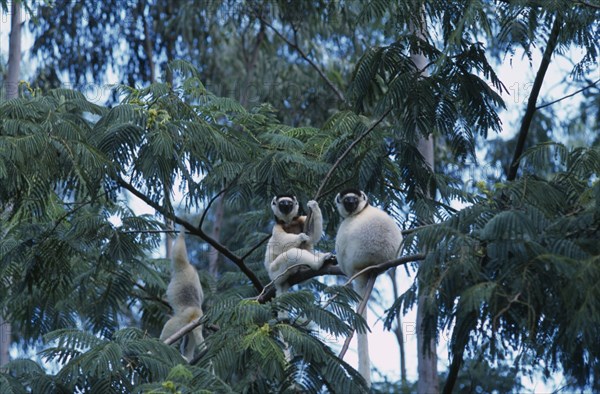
393, 143, 600, 389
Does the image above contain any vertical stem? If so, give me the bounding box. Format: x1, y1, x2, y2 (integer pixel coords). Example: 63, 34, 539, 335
0, 320, 9, 367
141, 0, 156, 84
409, 8, 439, 394
1, 0, 22, 368
6, 0, 22, 99
506, 14, 562, 181
162, 0, 175, 257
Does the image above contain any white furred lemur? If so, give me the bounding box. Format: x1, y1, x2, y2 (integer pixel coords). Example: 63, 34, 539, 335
160, 232, 204, 361
334, 189, 403, 387
264, 195, 331, 295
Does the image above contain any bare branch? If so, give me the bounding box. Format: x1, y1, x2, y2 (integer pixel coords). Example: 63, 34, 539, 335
507, 13, 563, 181
401, 223, 436, 236
257, 260, 344, 303
241, 234, 271, 260
198, 188, 228, 231
116, 177, 264, 292
347, 253, 426, 280
163, 317, 203, 346
575, 0, 600, 10
256, 253, 425, 303
536, 78, 600, 110
314, 107, 393, 201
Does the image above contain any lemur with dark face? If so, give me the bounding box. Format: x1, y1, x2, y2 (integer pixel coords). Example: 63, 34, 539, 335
334, 188, 403, 387
160, 232, 204, 361
264, 195, 331, 295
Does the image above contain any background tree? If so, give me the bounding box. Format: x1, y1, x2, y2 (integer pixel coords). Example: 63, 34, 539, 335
1, 0, 24, 370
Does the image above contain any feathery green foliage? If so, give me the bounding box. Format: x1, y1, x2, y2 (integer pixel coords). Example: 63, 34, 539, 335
391, 144, 600, 388
0, 67, 375, 392
2, 0, 599, 392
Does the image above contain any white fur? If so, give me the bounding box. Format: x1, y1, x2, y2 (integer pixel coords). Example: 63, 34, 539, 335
334, 190, 403, 387
160, 232, 204, 361
264, 196, 330, 295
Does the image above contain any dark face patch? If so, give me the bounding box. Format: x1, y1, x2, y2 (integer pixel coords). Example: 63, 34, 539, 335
278, 199, 295, 215
343, 195, 359, 213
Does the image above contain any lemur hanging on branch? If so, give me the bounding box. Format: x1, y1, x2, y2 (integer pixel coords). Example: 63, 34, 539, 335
264, 194, 332, 295
334, 189, 403, 387
160, 232, 204, 361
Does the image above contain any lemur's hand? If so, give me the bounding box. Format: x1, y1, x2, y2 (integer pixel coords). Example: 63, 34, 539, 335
299, 233, 311, 243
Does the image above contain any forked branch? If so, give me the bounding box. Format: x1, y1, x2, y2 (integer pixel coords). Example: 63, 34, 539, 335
117, 177, 264, 292
257, 16, 346, 102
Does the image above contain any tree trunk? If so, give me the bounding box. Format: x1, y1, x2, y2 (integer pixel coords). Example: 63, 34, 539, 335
0, 318, 9, 366
414, 135, 439, 394
162, 0, 175, 258
410, 14, 440, 394
6, 0, 22, 99
1, 0, 22, 368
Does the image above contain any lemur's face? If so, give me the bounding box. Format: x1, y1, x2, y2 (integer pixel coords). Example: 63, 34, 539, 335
271, 195, 299, 220
335, 189, 368, 218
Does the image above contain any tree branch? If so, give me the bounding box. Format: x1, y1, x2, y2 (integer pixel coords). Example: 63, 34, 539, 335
256, 253, 425, 303
140, 0, 156, 84
256, 260, 344, 303
442, 312, 477, 394
241, 234, 271, 260
536, 78, 600, 110
506, 13, 562, 181
116, 177, 264, 292
257, 16, 346, 103
198, 187, 228, 231
314, 107, 393, 200
344, 253, 426, 284
575, 0, 600, 10
163, 317, 203, 346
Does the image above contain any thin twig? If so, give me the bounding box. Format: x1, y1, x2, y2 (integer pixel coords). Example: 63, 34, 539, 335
320, 253, 426, 310
163, 317, 203, 346
347, 253, 426, 281
401, 223, 436, 236
257, 16, 346, 102
317, 178, 354, 201
536, 78, 600, 110
314, 107, 393, 200
575, 0, 600, 10
241, 234, 271, 260
134, 283, 170, 308
257, 261, 344, 303
198, 188, 228, 231
257, 260, 343, 301
121, 229, 179, 235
